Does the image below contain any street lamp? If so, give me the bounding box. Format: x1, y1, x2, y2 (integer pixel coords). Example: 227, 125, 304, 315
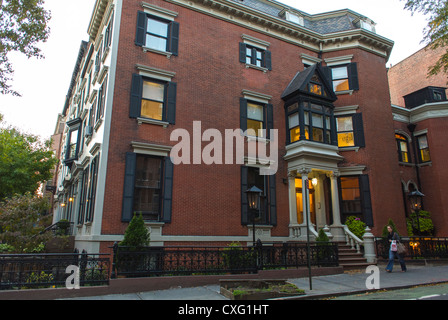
408, 190, 425, 235
246, 186, 262, 246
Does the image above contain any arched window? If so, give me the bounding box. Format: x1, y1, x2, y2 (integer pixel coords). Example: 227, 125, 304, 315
395, 134, 410, 163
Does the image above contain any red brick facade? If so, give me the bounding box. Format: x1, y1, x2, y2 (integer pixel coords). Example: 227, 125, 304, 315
56, 0, 448, 254
389, 45, 448, 236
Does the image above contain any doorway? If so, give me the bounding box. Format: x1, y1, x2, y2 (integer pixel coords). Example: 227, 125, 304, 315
295, 178, 316, 225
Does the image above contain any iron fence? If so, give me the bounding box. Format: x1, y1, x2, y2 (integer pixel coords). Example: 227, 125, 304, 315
112, 241, 339, 278
375, 237, 448, 260
0, 252, 110, 290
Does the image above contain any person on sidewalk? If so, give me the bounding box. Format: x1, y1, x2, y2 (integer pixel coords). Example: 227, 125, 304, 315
385, 225, 407, 273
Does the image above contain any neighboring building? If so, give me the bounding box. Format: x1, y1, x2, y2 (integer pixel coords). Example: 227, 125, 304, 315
53, 0, 412, 254
389, 44, 448, 236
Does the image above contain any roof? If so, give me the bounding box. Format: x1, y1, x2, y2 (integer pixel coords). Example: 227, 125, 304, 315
229, 0, 372, 35
281, 64, 337, 102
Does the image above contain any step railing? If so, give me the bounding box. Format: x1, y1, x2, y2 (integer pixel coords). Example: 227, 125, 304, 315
343, 225, 363, 254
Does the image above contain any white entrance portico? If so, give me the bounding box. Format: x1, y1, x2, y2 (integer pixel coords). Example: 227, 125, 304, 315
284, 140, 346, 242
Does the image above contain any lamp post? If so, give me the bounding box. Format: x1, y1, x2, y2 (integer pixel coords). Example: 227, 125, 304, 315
408, 190, 425, 235
246, 186, 262, 246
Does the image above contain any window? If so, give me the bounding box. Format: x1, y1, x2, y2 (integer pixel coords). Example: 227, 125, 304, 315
135, 12, 179, 56
336, 117, 355, 147
395, 134, 410, 163
240, 98, 273, 140
247, 167, 267, 224
247, 102, 265, 137
64, 118, 82, 164
331, 66, 350, 92
324, 63, 359, 92
417, 135, 431, 163
96, 76, 108, 124
340, 177, 362, 222
122, 153, 174, 223
142, 80, 165, 120
335, 114, 365, 148
85, 156, 99, 223
130, 74, 177, 124
134, 155, 163, 221
241, 166, 277, 226
239, 43, 272, 70
286, 102, 333, 145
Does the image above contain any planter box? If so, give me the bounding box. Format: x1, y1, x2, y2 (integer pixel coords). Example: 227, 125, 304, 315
220, 279, 305, 300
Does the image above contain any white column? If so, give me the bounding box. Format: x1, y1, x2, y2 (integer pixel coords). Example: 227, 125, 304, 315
288, 172, 298, 225
328, 171, 345, 242
299, 168, 312, 227
329, 172, 342, 226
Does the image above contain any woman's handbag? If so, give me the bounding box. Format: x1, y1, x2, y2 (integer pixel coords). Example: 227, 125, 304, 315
397, 242, 407, 255
391, 240, 398, 252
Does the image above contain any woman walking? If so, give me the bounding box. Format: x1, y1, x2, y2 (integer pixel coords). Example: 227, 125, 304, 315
385, 225, 407, 272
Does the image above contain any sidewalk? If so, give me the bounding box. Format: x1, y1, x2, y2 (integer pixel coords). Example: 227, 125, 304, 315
61, 264, 448, 300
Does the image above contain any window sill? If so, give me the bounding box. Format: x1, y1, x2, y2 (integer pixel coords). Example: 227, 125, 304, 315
245, 135, 270, 144
137, 117, 169, 128
335, 90, 354, 96
244, 63, 269, 73
143, 46, 173, 59
398, 161, 415, 167
338, 146, 359, 152
418, 161, 432, 167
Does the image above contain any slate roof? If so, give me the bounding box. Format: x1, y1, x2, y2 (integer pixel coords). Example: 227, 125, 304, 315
281, 64, 337, 102
229, 0, 363, 35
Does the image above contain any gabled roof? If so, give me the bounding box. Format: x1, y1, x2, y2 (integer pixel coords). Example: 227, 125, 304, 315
281, 64, 337, 102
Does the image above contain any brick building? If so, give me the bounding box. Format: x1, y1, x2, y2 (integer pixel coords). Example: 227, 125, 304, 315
53, 0, 415, 253
389, 44, 448, 236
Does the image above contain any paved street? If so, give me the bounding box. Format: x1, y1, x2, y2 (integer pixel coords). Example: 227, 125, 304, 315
329, 282, 448, 300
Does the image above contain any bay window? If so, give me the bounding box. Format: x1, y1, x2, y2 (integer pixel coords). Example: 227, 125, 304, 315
286, 101, 335, 145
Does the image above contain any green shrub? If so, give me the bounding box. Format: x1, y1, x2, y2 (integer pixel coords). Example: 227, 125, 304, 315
120, 212, 150, 248
345, 216, 366, 239
406, 211, 434, 236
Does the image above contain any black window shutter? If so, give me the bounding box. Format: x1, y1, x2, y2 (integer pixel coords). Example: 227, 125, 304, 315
266, 103, 274, 140
240, 98, 248, 132
169, 21, 180, 56
348, 62, 359, 91
166, 81, 177, 124
264, 50, 272, 70
241, 166, 249, 225
122, 152, 137, 222
359, 174, 374, 227
321, 66, 332, 88
239, 43, 247, 63
130, 74, 142, 118
269, 175, 277, 226
353, 113, 365, 147
162, 157, 174, 223
135, 11, 147, 47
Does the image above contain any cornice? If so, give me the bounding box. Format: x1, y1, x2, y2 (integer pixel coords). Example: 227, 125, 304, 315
87, 0, 113, 43
392, 101, 448, 123
165, 0, 393, 59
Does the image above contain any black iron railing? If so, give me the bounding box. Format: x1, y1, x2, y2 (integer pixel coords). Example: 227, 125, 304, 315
375, 237, 448, 260
112, 241, 339, 278
0, 252, 110, 290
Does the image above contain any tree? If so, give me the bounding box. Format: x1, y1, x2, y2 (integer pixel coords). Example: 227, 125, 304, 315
0, 192, 52, 252
402, 0, 448, 77
0, 0, 51, 96
0, 115, 56, 201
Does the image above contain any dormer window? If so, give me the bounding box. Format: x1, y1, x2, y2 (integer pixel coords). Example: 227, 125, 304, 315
280, 10, 304, 26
